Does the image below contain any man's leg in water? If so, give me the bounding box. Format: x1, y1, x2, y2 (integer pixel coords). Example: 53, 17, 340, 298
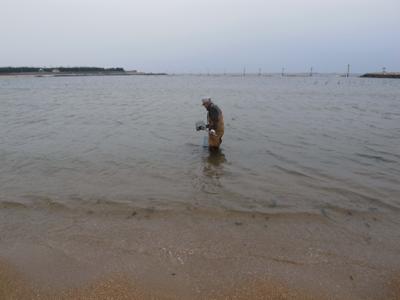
208, 133, 223, 151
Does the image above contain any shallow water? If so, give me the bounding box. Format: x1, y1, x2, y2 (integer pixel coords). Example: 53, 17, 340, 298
1, 74, 399, 215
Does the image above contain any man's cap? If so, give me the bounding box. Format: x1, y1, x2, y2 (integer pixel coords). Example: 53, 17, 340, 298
201, 97, 212, 104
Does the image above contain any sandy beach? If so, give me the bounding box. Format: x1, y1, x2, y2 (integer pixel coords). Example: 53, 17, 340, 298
1, 203, 399, 299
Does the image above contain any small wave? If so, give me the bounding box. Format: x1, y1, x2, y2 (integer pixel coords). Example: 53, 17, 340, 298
319, 205, 365, 218
265, 150, 295, 164
0, 201, 27, 209
355, 153, 397, 163
25, 118, 48, 125
344, 156, 374, 167
150, 130, 173, 141
364, 146, 400, 160
273, 165, 315, 179
2, 193, 393, 226
268, 139, 305, 150
22, 194, 69, 211
319, 186, 400, 212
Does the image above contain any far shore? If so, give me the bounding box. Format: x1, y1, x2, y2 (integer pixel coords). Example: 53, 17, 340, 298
0, 71, 167, 77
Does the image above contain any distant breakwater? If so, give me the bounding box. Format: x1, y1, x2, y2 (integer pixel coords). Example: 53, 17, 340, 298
361, 72, 400, 79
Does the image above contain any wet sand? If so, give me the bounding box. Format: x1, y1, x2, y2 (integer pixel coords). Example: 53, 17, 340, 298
0, 268, 323, 300
0, 204, 399, 299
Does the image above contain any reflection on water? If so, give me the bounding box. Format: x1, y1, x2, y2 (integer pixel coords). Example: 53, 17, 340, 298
197, 149, 227, 195
206, 149, 227, 167
202, 149, 227, 178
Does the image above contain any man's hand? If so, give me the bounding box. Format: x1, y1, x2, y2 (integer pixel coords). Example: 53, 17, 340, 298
209, 129, 216, 136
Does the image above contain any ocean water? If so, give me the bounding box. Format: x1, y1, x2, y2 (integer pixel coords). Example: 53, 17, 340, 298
1, 74, 399, 215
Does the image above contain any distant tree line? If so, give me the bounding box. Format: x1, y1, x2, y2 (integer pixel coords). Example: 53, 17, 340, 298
0, 67, 125, 73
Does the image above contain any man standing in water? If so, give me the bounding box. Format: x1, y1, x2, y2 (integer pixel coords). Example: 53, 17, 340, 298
202, 98, 224, 151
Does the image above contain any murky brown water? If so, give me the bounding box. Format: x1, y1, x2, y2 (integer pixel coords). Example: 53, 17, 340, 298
1, 74, 399, 213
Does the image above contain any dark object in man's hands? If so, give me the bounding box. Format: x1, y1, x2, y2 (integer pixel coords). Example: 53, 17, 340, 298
196, 120, 206, 131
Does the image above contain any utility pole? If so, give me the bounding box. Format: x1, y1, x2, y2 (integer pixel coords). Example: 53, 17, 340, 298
310, 67, 313, 77
346, 64, 350, 78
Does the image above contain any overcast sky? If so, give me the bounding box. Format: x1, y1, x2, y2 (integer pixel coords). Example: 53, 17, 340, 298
1, 0, 399, 73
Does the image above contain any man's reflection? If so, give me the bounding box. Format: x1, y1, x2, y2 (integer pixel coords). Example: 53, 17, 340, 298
202, 148, 227, 179
206, 149, 226, 166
